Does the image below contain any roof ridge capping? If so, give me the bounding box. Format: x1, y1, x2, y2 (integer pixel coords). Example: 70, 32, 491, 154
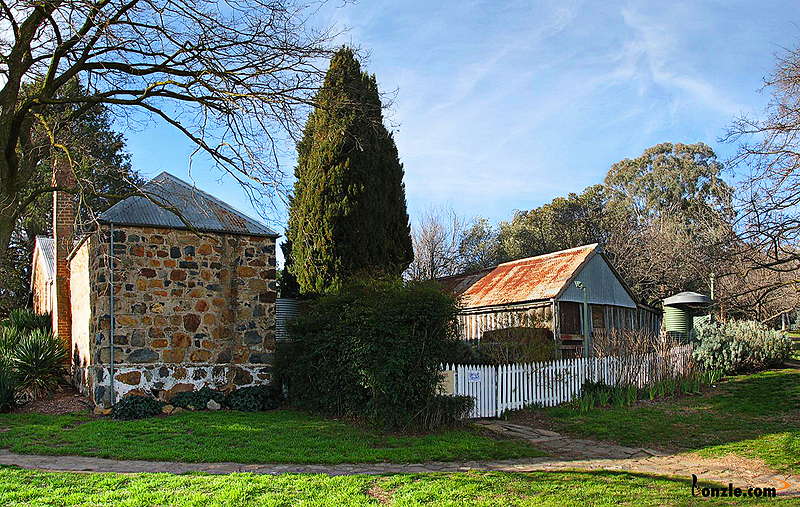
497, 243, 599, 266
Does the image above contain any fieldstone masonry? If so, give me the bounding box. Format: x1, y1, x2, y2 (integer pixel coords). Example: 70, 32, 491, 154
72, 225, 277, 406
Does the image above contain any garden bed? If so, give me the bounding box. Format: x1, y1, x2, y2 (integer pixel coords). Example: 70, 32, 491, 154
11, 389, 91, 416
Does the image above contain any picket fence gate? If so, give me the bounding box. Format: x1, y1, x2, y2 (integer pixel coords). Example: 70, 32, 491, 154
442, 344, 693, 418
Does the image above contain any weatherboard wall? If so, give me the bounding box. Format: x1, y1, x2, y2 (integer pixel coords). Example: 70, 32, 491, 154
557, 254, 636, 308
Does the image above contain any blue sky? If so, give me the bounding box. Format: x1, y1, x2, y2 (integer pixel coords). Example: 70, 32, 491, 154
122, 0, 798, 263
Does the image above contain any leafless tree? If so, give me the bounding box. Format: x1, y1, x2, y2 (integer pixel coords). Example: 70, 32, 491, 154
723, 43, 800, 318
0, 0, 338, 255
406, 206, 467, 281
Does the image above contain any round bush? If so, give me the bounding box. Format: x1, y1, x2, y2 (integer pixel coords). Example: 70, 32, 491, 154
170, 386, 225, 410
225, 385, 282, 412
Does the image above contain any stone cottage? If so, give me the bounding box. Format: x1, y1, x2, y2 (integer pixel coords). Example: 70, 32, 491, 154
32, 171, 279, 407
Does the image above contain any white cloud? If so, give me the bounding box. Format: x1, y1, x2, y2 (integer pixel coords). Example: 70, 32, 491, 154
617, 6, 745, 118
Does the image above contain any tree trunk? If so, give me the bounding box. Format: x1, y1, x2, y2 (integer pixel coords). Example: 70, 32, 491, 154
0, 194, 16, 258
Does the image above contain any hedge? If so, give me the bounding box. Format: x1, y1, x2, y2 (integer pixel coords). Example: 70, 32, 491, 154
279, 279, 470, 430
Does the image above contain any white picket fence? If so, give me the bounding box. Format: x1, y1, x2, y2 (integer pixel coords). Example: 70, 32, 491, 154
442, 344, 693, 418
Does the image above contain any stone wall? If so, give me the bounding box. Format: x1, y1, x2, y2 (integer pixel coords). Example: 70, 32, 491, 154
85, 225, 277, 406
94, 364, 274, 401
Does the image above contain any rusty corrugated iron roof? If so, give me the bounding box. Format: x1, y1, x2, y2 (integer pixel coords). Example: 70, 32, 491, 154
437, 267, 494, 297
441, 244, 598, 308
99, 172, 278, 237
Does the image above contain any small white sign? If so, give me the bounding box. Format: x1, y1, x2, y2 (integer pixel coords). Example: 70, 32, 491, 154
468, 372, 481, 382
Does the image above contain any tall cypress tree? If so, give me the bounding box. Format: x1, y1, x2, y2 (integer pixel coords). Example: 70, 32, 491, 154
287, 47, 413, 294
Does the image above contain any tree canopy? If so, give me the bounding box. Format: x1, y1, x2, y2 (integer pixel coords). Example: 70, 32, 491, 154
448, 142, 736, 307
722, 42, 800, 322
0, 81, 141, 316
0, 0, 334, 257
495, 184, 610, 263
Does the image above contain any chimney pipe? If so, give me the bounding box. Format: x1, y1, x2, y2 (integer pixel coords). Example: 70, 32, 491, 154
52, 156, 75, 360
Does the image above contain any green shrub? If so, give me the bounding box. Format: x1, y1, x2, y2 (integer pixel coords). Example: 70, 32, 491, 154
441, 340, 487, 365
281, 278, 462, 430
170, 386, 226, 410
2, 309, 51, 334
692, 319, 792, 374
480, 327, 556, 363
112, 395, 165, 420
416, 395, 474, 430
225, 385, 282, 412
11, 329, 67, 399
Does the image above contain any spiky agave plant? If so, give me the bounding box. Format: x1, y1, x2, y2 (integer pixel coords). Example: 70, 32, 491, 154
0, 326, 22, 358
12, 329, 67, 399
2, 309, 51, 335
0, 356, 17, 412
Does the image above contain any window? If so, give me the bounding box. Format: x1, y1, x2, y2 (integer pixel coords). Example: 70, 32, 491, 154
559, 302, 581, 335
591, 305, 606, 329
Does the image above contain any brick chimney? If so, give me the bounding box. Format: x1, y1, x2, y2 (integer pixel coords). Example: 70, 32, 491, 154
52, 156, 75, 356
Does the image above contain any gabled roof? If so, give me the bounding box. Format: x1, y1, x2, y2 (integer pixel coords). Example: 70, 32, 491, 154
438, 244, 600, 308
32, 236, 55, 281
98, 172, 278, 237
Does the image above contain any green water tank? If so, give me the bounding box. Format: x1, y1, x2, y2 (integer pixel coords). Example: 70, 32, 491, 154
664, 305, 692, 338
662, 291, 712, 339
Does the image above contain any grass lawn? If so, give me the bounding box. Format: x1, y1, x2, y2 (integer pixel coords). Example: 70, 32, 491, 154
0, 467, 782, 506
0, 409, 544, 464
528, 368, 800, 473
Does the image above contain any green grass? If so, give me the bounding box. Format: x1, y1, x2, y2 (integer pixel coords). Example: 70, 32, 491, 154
0, 467, 782, 506
0, 409, 544, 464
536, 369, 800, 472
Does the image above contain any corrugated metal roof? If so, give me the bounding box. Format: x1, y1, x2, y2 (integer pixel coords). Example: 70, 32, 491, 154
663, 291, 712, 307
437, 267, 494, 296
440, 244, 598, 308
98, 172, 278, 237
34, 236, 55, 281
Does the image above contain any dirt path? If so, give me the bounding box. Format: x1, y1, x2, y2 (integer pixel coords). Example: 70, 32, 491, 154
475, 420, 799, 497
